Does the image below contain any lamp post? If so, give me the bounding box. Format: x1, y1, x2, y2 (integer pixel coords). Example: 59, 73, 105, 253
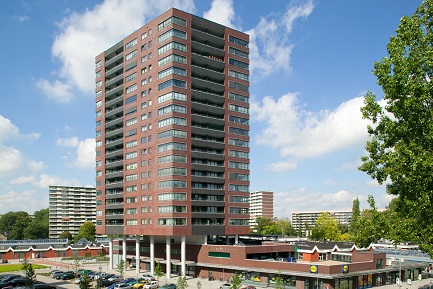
399, 258, 402, 289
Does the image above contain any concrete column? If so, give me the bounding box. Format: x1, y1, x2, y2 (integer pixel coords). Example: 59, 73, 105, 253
109, 235, 113, 270
150, 236, 155, 275
181, 236, 186, 276
203, 235, 207, 245
166, 236, 171, 278
235, 234, 239, 244
122, 235, 127, 271
136, 235, 140, 277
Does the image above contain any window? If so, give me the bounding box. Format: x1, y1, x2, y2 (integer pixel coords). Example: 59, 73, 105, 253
229, 207, 249, 214
126, 208, 137, 215
125, 106, 137, 115
158, 41, 187, 55
158, 54, 187, 67
125, 61, 137, 72
158, 206, 186, 213
125, 117, 137, 127
142, 79, 147, 86
229, 35, 249, 47
141, 43, 147, 51
125, 50, 137, 61
126, 140, 137, 148
158, 104, 186, 115
126, 84, 138, 94
125, 151, 137, 159
158, 79, 186, 91
229, 219, 249, 226
96, 170, 102, 177
126, 174, 138, 181
96, 120, 102, 127
125, 72, 137, 82
96, 210, 102, 216
229, 46, 249, 58
157, 167, 187, 176
126, 219, 138, 226
229, 150, 249, 158
158, 193, 187, 201
229, 161, 249, 170
96, 60, 102, 68
229, 81, 249, 92
229, 92, 249, 103
96, 140, 102, 147
96, 90, 102, 98
157, 142, 186, 152
125, 38, 137, 50
95, 70, 101, 78
158, 129, 186, 139
229, 196, 249, 203
229, 184, 249, 192
229, 104, 249, 114
126, 128, 137, 137
158, 16, 187, 31
229, 70, 249, 81
141, 32, 147, 39
229, 58, 249, 70
157, 154, 187, 164
126, 185, 137, 192
125, 95, 137, 105
158, 91, 186, 103
158, 218, 186, 226
96, 100, 102, 108
141, 172, 147, 178
158, 29, 187, 43
229, 138, 249, 147
96, 110, 102, 117
96, 130, 102, 137
96, 160, 102, 167
229, 172, 249, 181
157, 180, 187, 189
229, 115, 249, 125
158, 117, 187, 128
158, 66, 187, 79
126, 162, 138, 170
229, 127, 248, 136
96, 80, 101, 88
148, 52, 152, 59
148, 40, 152, 48
141, 55, 147, 63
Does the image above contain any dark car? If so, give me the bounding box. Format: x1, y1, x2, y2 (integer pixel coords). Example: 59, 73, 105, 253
34, 283, 56, 289
1, 277, 27, 288
51, 271, 65, 279
0, 276, 20, 283
158, 284, 176, 289
59, 272, 76, 280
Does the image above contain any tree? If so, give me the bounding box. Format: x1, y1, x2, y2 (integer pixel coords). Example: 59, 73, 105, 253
154, 262, 164, 280
59, 231, 73, 241
176, 275, 188, 289
230, 273, 242, 289
254, 217, 273, 235
0, 211, 31, 239
359, 0, 433, 256
311, 212, 341, 241
77, 222, 96, 241
79, 273, 91, 289
116, 259, 125, 279
73, 256, 81, 273
22, 258, 36, 288
349, 198, 360, 234
274, 273, 284, 289
24, 222, 47, 239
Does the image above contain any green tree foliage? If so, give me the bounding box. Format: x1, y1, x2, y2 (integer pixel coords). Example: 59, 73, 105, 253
77, 222, 96, 241
254, 217, 273, 235
59, 231, 73, 241
116, 259, 125, 279
154, 262, 164, 280
351, 196, 390, 247
22, 258, 36, 288
79, 273, 91, 289
254, 217, 297, 236
176, 275, 188, 289
0, 211, 31, 239
311, 212, 341, 241
349, 198, 360, 234
359, 0, 433, 256
230, 273, 242, 289
274, 273, 284, 289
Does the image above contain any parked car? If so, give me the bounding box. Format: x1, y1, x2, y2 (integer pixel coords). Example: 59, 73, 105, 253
158, 284, 176, 289
133, 280, 150, 289
220, 283, 231, 289
143, 281, 158, 289
107, 280, 134, 289
108, 275, 123, 282
140, 274, 155, 281
34, 283, 56, 289
1, 277, 26, 288
275, 257, 286, 262
242, 286, 256, 289
112, 283, 133, 289
59, 272, 76, 280
0, 275, 20, 283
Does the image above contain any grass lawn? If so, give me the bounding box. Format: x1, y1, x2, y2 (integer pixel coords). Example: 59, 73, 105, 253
0, 264, 49, 273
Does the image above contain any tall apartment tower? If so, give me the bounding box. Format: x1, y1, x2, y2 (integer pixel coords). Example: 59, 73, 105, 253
249, 191, 274, 228
95, 8, 250, 244
48, 185, 96, 239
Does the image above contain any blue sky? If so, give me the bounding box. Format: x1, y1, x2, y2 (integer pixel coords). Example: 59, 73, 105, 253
0, 0, 423, 218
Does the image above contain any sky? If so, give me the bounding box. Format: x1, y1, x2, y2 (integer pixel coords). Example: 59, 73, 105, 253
0, 0, 424, 219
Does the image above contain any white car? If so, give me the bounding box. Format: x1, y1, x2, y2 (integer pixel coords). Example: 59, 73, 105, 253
141, 274, 155, 281
220, 283, 231, 289
143, 281, 158, 289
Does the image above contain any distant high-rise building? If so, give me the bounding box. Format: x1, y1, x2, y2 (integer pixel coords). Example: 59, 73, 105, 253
249, 191, 274, 228
291, 210, 352, 231
48, 185, 96, 239
95, 7, 250, 244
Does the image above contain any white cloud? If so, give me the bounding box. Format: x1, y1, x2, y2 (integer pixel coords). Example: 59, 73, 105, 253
35, 79, 74, 104
252, 94, 370, 162
57, 137, 95, 168
10, 176, 34, 185
14, 15, 30, 22
0, 145, 24, 175
57, 136, 80, 147
39, 0, 195, 102
266, 160, 297, 172
0, 115, 20, 143
32, 174, 82, 188
246, 0, 314, 77
0, 190, 48, 213
203, 0, 236, 29
28, 160, 46, 172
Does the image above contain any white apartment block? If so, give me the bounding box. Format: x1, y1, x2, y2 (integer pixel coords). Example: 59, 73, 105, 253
291, 210, 352, 231
49, 185, 96, 239
249, 191, 274, 228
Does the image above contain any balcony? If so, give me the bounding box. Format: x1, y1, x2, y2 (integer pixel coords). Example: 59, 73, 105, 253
191, 53, 225, 74
105, 127, 123, 139
191, 151, 225, 162
105, 63, 123, 79
191, 112, 225, 127
105, 52, 124, 70
105, 137, 123, 150
105, 115, 123, 129
191, 88, 224, 105
105, 84, 124, 100
191, 125, 225, 139
105, 106, 123, 118
191, 75, 224, 95
191, 64, 225, 84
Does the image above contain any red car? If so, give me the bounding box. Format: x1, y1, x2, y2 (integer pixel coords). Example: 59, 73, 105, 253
242, 286, 256, 289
